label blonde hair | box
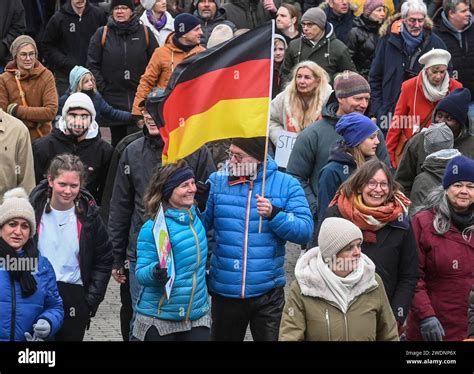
[77,73,97,94]
[286,61,329,131]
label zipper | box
[240,182,253,298]
[344,313,349,341]
[325,309,331,341]
[10,278,16,341]
[156,293,166,315]
[185,210,200,321]
[123,39,131,109]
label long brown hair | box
[45,153,87,215]
[339,159,402,202]
[144,160,189,219]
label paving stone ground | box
[84,243,301,341]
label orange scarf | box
[329,190,411,243]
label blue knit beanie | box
[335,113,379,147]
[442,155,474,189]
[174,13,201,38]
[435,88,471,129]
[69,65,91,92]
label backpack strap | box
[143,25,149,48]
[101,26,108,48]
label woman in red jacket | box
[386,48,462,169]
[407,155,474,341]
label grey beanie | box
[301,7,327,30]
[0,188,36,238]
[318,217,362,262]
[423,122,454,154]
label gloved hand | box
[153,263,170,287]
[420,316,445,341]
[24,332,44,341]
[33,319,51,339]
[7,103,18,117]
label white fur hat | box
[419,49,451,69]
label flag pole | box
[259,20,275,234]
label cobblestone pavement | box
[84,243,302,341]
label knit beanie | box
[423,122,454,154]
[333,71,371,99]
[231,137,266,162]
[301,7,327,30]
[174,13,201,38]
[62,92,96,123]
[140,0,156,10]
[318,217,363,262]
[207,24,234,48]
[418,49,451,69]
[69,65,91,92]
[274,33,288,49]
[9,35,38,59]
[435,88,471,129]
[335,112,379,147]
[0,188,36,238]
[363,0,385,17]
[442,155,474,189]
[110,0,135,10]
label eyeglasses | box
[113,5,130,11]
[226,150,247,162]
[18,52,36,60]
[367,179,389,190]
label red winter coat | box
[407,209,474,341]
[386,73,462,168]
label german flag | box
[147,21,273,164]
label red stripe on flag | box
[163,59,270,133]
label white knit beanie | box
[62,92,96,123]
[0,188,36,238]
[318,217,362,261]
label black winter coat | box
[107,129,215,267]
[41,1,107,81]
[30,180,113,316]
[432,9,474,98]
[86,15,158,124]
[32,127,114,205]
[346,15,381,79]
[318,205,419,324]
[0,0,26,67]
[324,5,355,45]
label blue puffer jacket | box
[135,205,209,321]
[0,253,64,341]
[203,157,313,299]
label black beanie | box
[231,137,266,162]
[435,88,471,129]
[174,13,201,38]
[110,0,135,10]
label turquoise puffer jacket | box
[135,205,209,321]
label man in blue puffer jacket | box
[203,137,313,341]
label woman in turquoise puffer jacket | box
[132,160,210,341]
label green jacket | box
[279,247,399,341]
[281,23,357,82]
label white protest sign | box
[274,130,297,168]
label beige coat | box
[279,247,399,341]
[0,110,35,198]
[0,61,58,142]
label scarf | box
[421,68,449,103]
[0,237,37,297]
[401,23,423,55]
[449,203,473,234]
[109,14,140,36]
[147,10,167,31]
[172,34,195,53]
[329,190,410,243]
[315,251,364,313]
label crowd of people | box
[0,0,473,343]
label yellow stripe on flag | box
[166,98,269,163]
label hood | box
[57,117,99,140]
[61,0,93,16]
[327,141,356,165]
[379,13,434,38]
[5,60,47,80]
[30,179,99,221]
[322,101,340,120]
[69,65,91,92]
[422,148,462,175]
[295,246,378,305]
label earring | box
[289,24,295,33]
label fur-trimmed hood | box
[294,246,379,309]
[379,13,434,37]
